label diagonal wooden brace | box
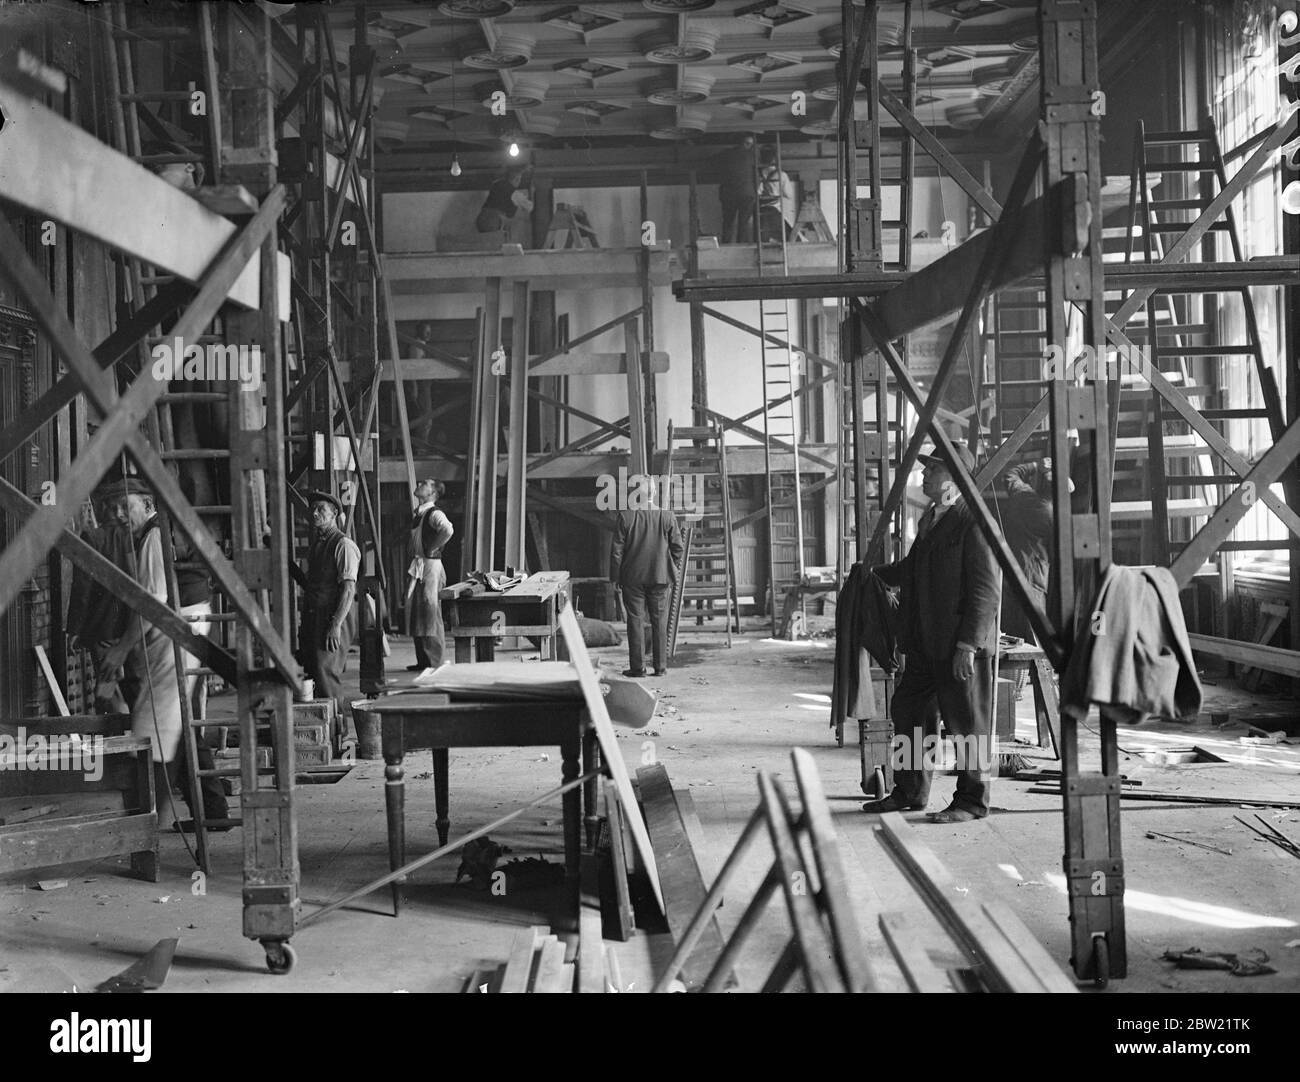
[861,308,1063,664]
[866,132,1042,555]
[1169,417,1300,586]
[0,189,300,687]
[0,280,192,466]
[0,478,236,682]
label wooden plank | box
[979,900,1078,994]
[558,603,663,912]
[532,937,568,993]
[877,80,1001,220]
[603,779,636,942]
[34,646,69,716]
[0,479,237,682]
[1187,634,1300,678]
[0,812,156,875]
[624,320,647,477]
[0,799,59,826]
[1025,785,1300,810]
[1170,417,1300,583]
[577,851,605,994]
[674,788,710,884]
[878,912,955,994]
[383,247,671,287]
[498,925,543,994]
[472,280,503,570]
[504,570,570,600]
[504,281,531,572]
[0,280,191,466]
[637,764,725,989]
[788,747,874,991]
[874,813,1073,993]
[377,353,670,380]
[0,83,261,308]
[756,773,844,993]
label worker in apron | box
[298,490,361,748]
[96,477,228,831]
[405,479,454,671]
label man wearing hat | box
[406,479,453,671]
[864,443,1002,823]
[95,477,230,831]
[298,491,361,739]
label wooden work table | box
[440,571,571,662]
[357,691,598,914]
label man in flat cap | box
[406,479,453,671]
[298,491,361,740]
[864,443,1002,823]
[95,477,229,831]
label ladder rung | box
[1156,345,1256,356]
[1149,199,1209,209]
[160,392,228,402]
[1165,475,1239,486]
[1152,161,1218,171]
[1144,129,1211,144]
[113,26,195,40]
[161,449,232,460]
[1148,221,1230,232]
[119,91,195,102]
[1199,408,1268,419]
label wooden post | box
[504,281,531,571]
[624,320,648,477]
[473,280,503,569]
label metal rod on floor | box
[298,769,602,928]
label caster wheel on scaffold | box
[1091,935,1109,989]
[263,940,296,975]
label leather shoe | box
[926,805,983,823]
[406,664,425,671]
[861,795,926,814]
[653,668,668,677]
[622,668,647,678]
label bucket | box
[350,701,382,760]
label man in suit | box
[610,477,685,678]
[863,444,1002,822]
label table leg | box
[582,728,601,849]
[478,636,496,662]
[382,720,406,916]
[454,636,472,663]
[1030,659,1062,758]
[561,738,581,880]
[433,747,450,847]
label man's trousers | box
[621,582,669,674]
[889,650,995,816]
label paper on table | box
[414,660,657,727]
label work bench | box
[440,571,571,662]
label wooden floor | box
[2,629,1298,994]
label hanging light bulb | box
[450,153,462,177]
[508,141,520,158]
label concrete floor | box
[3,627,1298,994]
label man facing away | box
[863,444,1002,823]
[610,477,684,678]
[298,491,361,747]
[406,478,454,671]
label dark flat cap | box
[304,489,343,514]
[917,443,976,475]
[98,477,153,500]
